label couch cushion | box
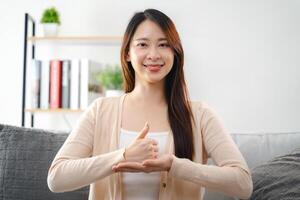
[204,132,300,200]
[0,124,89,200]
[250,147,300,200]
[231,132,300,169]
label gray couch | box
[204,132,300,200]
[0,124,299,200]
[0,124,89,200]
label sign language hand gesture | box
[112,122,174,173]
[122,122,159,162]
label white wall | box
[0,0,299,133]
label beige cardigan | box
[47,94,253,200]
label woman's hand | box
[112,154,174,173]
[124,122,159,162]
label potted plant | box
[40,7,61,36]
[97,64,124,97]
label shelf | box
[27,36,123,44]
[25,108,84,113]
[22,13,116,128]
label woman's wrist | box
[167,154,174,171]
[123,148,127,160]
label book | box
[29,59,41,109]
[62,60,71,108]
[49,60,62,109]
[70,59,80,109]
[40,60,50,109]
[80,59,103,109]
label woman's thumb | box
[136,122,149,139]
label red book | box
[50,60,62,108]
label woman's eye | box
[159,43,170,48]
[137,43,147,47]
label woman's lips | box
[143,64,163,72]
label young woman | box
[48,9,253,200]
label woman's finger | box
[113,163,143,172]
[142,159,161,167]
[135,122,149,140]
[116,164,145,172]
[152,146,159,152]
[114,163,165,173]
[151,139,158,145]
[114,167,142,173]
[116,161,144,169]
[118,165,162,173]
[152,152,158,159]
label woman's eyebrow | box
[157,38,168,41]
[133,37,168,42]
[133,38,149,41]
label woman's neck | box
[128,82,167,107]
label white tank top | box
[119,128,169,200]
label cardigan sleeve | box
[47,98,125,193]
[169,103,253,199]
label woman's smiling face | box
[127,19,174,84]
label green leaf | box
[96,64,123,90]
[40,7,61,24]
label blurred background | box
[0,0,299,133]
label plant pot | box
[105,90,124,97]
[42,23,59,36]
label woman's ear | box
[126,53,131,62]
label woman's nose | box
[146,47,161,61]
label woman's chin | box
[145,76,165,84]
